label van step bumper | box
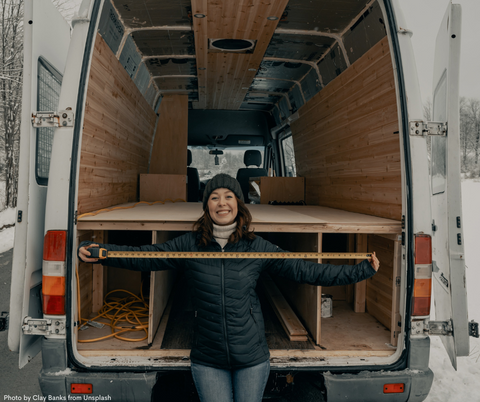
[324,368,433,402]
[39,370,158,402]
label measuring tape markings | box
[89,248,371,260]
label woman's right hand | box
[78,243,100,263]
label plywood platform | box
[77,202,401,233]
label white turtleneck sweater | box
[213,222,237,249]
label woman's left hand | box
[368,252,380,271]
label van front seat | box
[236,150,267,204]
[187,150,200,202]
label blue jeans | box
[191,360,270,402]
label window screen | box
[36,58,62,185]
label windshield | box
[188,146,265,183]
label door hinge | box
[0,312,9,332]
[17,210,22,223]
[469,320,479,338]
[409,121,447,136]
[22,317,66,336]
[412,319,454,336]
[32,110,74,128]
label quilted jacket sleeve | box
[257,237,376,286]
[78,232,194,272]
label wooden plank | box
[354,234,368,313]
[366,235,395,333]
[92,230,105,313]
[266,232,320,343]
[259,177,305,204]
[150,94,188,175]
[261,274,308,341]
[140,174,187,202]
[390,239,402,346]
[148,231,177,344]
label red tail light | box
[412,234,432,317]
[42,230,67,315]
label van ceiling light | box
[209,39,256,53]
[194,14,206,18]
[267,16,278,20]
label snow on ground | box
[0,180,479,400]
[0,207,15,254]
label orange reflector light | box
[412,278,432,316]
[71,383,93,394]
[384,383,405,394]
[43,230,67,261]
[413,278,432,297]
[42,276,66,296]
[42,295,65,315]
[415,234,432,264]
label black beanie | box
[203,173,244,209]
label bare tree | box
[0,0,23,208]
[466,98,480,175]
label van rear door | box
[430,3,469,369]
[8,0,70,368]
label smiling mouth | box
[217,210,230,215]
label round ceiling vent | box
[209,39,256,53]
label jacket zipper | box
[221,249,231,367]
[222,259,230,367]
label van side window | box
[280,135,297,177]
[36,57,63,185]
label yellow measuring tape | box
[90,248,371,260]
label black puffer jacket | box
[79,233,376,369]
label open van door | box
[430,3,469,370]
[8,0,70,368]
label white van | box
[4,0,478,400]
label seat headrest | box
[244,150,262,167]
[187,149,192,166]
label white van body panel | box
[8,0,70,368]
[430,4,467,369]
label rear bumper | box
[324,368,434,402]
[39,370,158,402]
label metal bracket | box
[22,317,66,336]
[469,321,479,338]
[424,320,453,336]
[0,312,9,332]
[32,110,74,128]
[411,320,454,336]
[409,121,447,137]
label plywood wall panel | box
[149,94,188,175]
[79,34,156,214]
[290,37,401,220]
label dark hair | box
[194,196,256,247]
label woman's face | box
[207,188,238,226]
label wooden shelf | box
[77,202,401,234]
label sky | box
[400,0,480,102]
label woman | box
[79,173,379,402]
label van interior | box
[73,0,404,368]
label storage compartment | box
[76,205,401,365]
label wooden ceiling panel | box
[191,0,290,110]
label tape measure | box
[89,248,371,260]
